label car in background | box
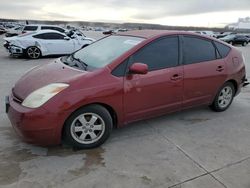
[244,34,250,42]
[115,28,128,32]
[216,32,236,39]
[0,26,7,35]
[195,31,216,37]
[103,30,115,35]
[66,29,94,42]
[220,34,248,46]
[6,30,248,149]
[3,30,94,59]
[22,24,67,34]
[5,26,24,37]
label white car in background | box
[194,31,216,37]
[5,26,24,37]
[4,30,95,59]
[22,24,67,34]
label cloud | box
[0,0,250,23]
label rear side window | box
[41,26,65,33]
[214,41,231,58]
[23,26,38,31]
[33,33,65,40]
[129,36,179,71]
[183,36,216,65]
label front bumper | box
[8,45,24,55]
[4,42,24,55]
[5,94,65,146]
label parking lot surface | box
[0,32,250,188]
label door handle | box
[171,74,182,81]
[216,66,224,72]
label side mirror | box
[64,36,70,40]
[129,63,148,75]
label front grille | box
[12,88,23,103]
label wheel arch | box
[211,79,238,105]
[226,79,238,96]
[26,45,43,57]
[61,102,118,141]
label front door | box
[123,36,183,123]
[37,32,74,55]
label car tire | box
[26,46,41,59]
[242,42,247,46]
[63,105,113,149]
[210,82,235,112]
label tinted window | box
[41,26,65,33]
[183,36,216,64]
[33,33,65,40]
[112,59,129,77]
[54,27,65,33]
[129,36,179,71]
[41,26,52,30]
[23,26,38,31]
[214,41,231,58]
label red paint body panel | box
[124,66,183,123]
[7,30,247,146]
[183,59,227,108]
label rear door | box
[123,36,183,123]
[181,35,227,108]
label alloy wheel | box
[218,86,233,109]
[27,47,41,59]
[70,113,105,144]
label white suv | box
[22,25,66,34]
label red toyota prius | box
[6,30,249,149]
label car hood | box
[13,59,86,100]
[4,36,25,47]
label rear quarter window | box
[214,41,231,58]
[41,26,65,33]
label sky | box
[0,0,250,27]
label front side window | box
[128,36,179,71]
[183,36,217,65]
[73,36,145,68]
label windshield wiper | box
[70,54,88,71]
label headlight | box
[22,83,69,108]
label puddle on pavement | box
[0,126,106,185]
[67,147,106,175]
[47,145,106,173]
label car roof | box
[116,30,213,39]
[32,29,66,35]
[24,24,64,28]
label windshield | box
[73,35,145,68]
